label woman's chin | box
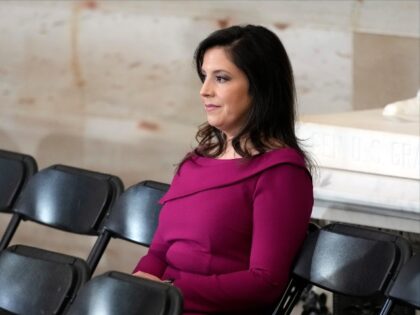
[206,119,222,129]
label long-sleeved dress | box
[133,147,314,315]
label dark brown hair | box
[181,25,313,172]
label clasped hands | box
[132,271,162,282]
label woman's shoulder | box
[181,147,303,167]
[161,147,308,204]
[179,147,307,177]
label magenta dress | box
[133,148,313,315]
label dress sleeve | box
[132,222,169,278]
[172,164,314,313]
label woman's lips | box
[205,104,221,112]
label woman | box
[133,24,314,315]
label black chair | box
[64,180,179,314]
[0,245,89,315]
[272,223,412,315]
[65,271,182,315]
[0,308,16,315]
[0,164,123,251]
[0,164,123,314]
[379,254,420,314]
[270,222,320,315]
[0,149,37,218]
[87,180,169,273]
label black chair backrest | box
[293,223,411,296]
[65,271,182,315]
[14,164,123,233]
[0,164,123,313]
[0,149,37,213]
[273,223,412,315]
[104,180,169,245]
[379,254,420,313]
[0,164,123,251]
[388,254,420,308]
[0,244,89,315]
[87,180,168,272]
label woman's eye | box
[216,76,229,83]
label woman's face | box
[200,46,252,139]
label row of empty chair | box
[0,149,181,314]
[0,148,419,315]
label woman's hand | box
[132,271,162,282]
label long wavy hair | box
[181,25,313,172]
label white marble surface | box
[298,109,420,179]
[300,108,419,135]
[315,167,420,213]
[300,108,420,233]
[312,201,420,234]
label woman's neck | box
[217,145,240,160]
[216,136,285,160]
[217,137,256,160]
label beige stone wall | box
[0,0,418,275]
[353,32,419,110]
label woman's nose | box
[200,79,214,97]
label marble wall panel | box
[0,1,360,186]
[2,1,417,127]
[354,0,419,37]
[280,27,352,114]
[0,107,195,185]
